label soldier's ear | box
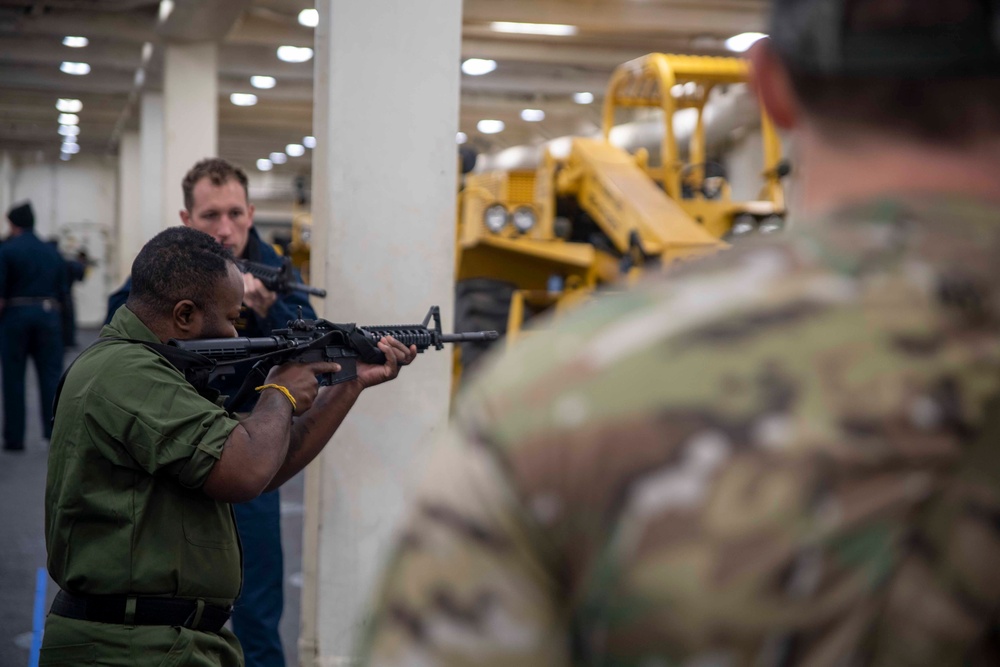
[749,39,799,130]
[173,299,201,333]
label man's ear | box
[247,202,256,225]
[172,299,201,334]
[749,39,800,130]
[179,209,192,227]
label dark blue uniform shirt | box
[0,231,69,301]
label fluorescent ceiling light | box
[257,158,273,172]
[60,62,91,75]
[134,69,146,87]
[158,0,174,22]
[477,119,505,134]
[60,153,71,161]
[251,75,276,89]
[269,152,288,165]
[58,113,79,125]
[456,131,467,144]
[63,36,88,48]
[61,134,78,145]
[58,125,80,136]
[490,21,577,36]
[277,46,313,63]
[725,32,767,53]
[573,91,594,104]
[61,143,80,154]
[56,98,82,113]
[462,58,497,76]
[298,8,318,27]
[230,93,258,107]
[521,109,545,122]
[303,136,316,148]
[286,143,305,157]
[142,42,154,63]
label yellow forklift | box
[454,53,789,374]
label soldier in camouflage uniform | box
[361,0,1000,665]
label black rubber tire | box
[454,279,515,375]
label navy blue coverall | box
[0,229,69,450]
[105,227,315,667]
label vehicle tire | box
[454,279,515,376]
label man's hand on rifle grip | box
[356,336,417,390]
[265,361,341,415]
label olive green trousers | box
[40,613,243,666]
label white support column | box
[139,92,165,243]
[0,151,14,216]
[163,41,217,228]
[116,130,141,283]
[302,0,463,664]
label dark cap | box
[6,201,34,229]
[770,0,1000,76]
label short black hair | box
[128,227,236,317]
[775,0,1000,145]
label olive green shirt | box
[46,307,243,607]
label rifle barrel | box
[440,331,499,343]
[360,328,499,348]
[293,283,328,298]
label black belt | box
[50,590,232,633]
[6,297,60,310]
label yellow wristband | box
[255,384,297,411]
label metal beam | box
[157,0,252,43]
[0,35,144,71]
[462,0,767,37]
[2,9,156,43]
[462,37,654,69]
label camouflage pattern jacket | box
[361,196,1000,667]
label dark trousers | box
[0,305,64,449]
[232,488,285,667]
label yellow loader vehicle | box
[454,53,789,373]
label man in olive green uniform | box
[361,1,1000,665]
[42,227,415,666]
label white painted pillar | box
[140,92,165,244]
[301,0,463,664]
[163,42,217,228]
[0,151,14,217]
[116,130,142,282]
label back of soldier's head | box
[128,226,235,319]
[769,0,1000,145]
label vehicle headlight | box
[758,215,785,234]
[511,206,537,233]
[483,204,508,233]
[729,214,757,238]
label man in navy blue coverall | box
[0,202,69,452]
[106,158,314,666]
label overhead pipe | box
[476,84,761,172]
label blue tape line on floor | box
[29,567,46,667]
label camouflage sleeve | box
[358,420,572,667]
[362,203,1000,665]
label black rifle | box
[239,258,327,298]
[170,306,498,411]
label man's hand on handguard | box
[264,361,341,415]
[356,336,417,389]
[242,274,278,318]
